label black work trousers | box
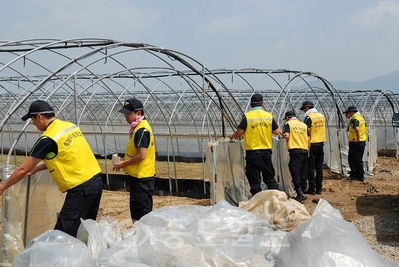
[348,141,366,180]
[54,174,103,237]
[308,144,324,191]
[129,176,155,221]
[245,151,279,196]
[288,152,308,190]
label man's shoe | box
[295,188,308,202]
[304,189,316,195]
[295,194,308,202]
[348,176,362,181]
[316,189,322,195]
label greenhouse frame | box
[1,38,399,264]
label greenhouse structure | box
[1,38,399,264]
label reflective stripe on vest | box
[123,120,156,178]
[286,120,308,150]
[43,119,101,192]
[243,109,273,150]
[348,114,367,142]
[307,112,326,143]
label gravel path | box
[353,214,399,264]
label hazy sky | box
[1,0,398,82]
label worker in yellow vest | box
[0,100,103,237]
[343,106,367,181]
[282,110,310,202]
[113,98,156,222]
[300,101,326,195]
[230,93,281,196]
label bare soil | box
[304,157,399,222]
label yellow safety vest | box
[43,119,101,192]
[348,113,367,142]
[286,120,308,150]
[243,108,273,150]
[307,112,326,143]
[123,120,156,178]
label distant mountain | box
[330,70,399,92]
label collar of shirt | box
[303,107,318,120]
[250,106,263,111]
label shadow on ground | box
[356,194,399,246]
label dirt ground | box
[305,157,399,221]
[97,156,399,234]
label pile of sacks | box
[12,190,398,267]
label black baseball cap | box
[250,93,263,106]
[284,110,296,120]
[343,106,358,114]
[118,98,144,114]
[299,101,314,111]
[22,100,55,121]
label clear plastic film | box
[1,168,64,266]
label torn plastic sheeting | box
[277,199,398,267]
[12,230,94,267]
[98,200,283,267]
[10,199,399,267]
